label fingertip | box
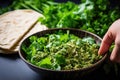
[98,48,102,55]
[110,45,120,63]
[98,43,107,55]
[98,49,105,55]
[110,54,120,63]
[110,54,114,62]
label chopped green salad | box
[22,30,102,70]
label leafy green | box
[1,0,120,37]
[0,0,53,14]
[39,0,120,37]
[37,57,53,69]
[82,37,95,44]
[22,30,102,70]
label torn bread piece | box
[0,9,47,54]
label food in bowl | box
[21,29,102,70]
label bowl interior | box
[19,28,107,73]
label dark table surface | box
[0,53,120,80]
[0,54,42,80]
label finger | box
[98,41,110,55]
[110,44,120,63]
[98,31,114,55]
[110,35,120,63]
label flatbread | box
[0,9,47,54]
[24,22,47,39]
[0,22,47,54]
[16,22,47,52]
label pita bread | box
[0,9,47,54]
[0,22,47,54]
[15,22,47,52]
[24,22,47,39]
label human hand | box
[98,19,120,63]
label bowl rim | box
[19,28,108,72]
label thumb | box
[98,31,114,55]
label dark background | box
[0,0,120,80]
[0,0,120,8]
